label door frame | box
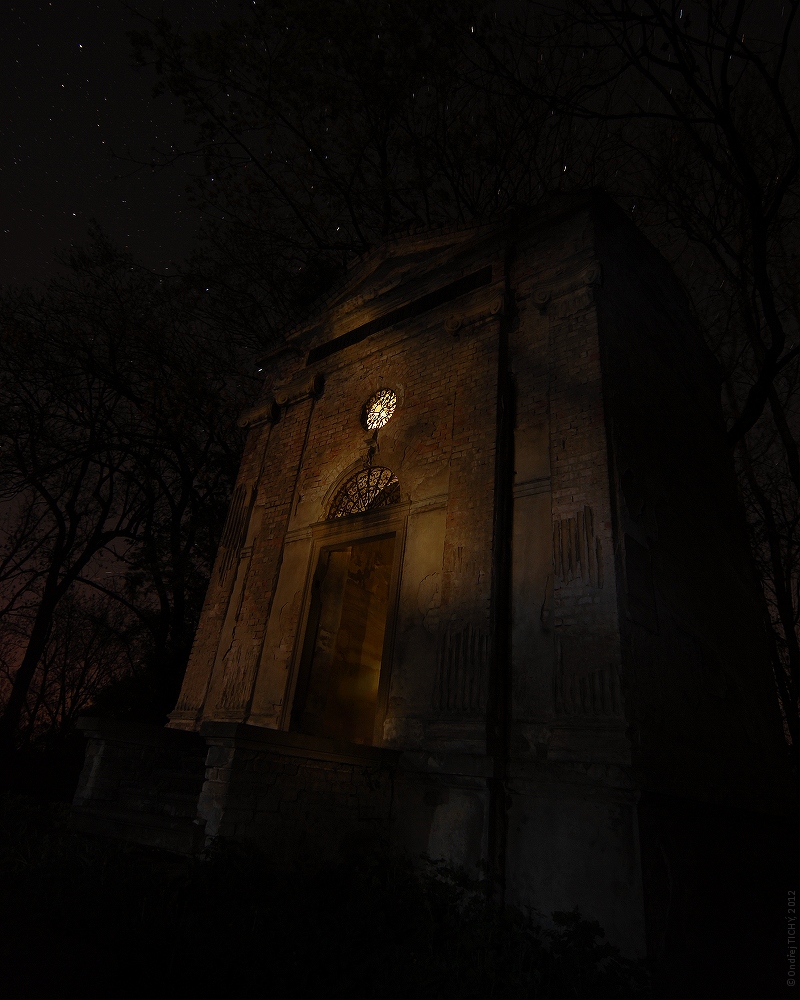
[279,500,409,745]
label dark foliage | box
[0,796,649,999]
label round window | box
[363,388,397,430]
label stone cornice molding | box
[273,371,325,407]
[513,476,551,499]
[200,721,401,767]
[523,261,604,317]
[238,372,325,428]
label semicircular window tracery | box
[328,466,400,519]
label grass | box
[0,794,650,999]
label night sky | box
[1,2,237,289]
[5,2,786,292]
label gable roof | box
[282,217,500,344]
[279,191,603,348]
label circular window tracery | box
[363,388,397,431]
[328,466,401,519]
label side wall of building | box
[503,206,645,956]
[592,196,793,811]
[592,196,797,975]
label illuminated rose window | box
[328,467,401,519]
[363,388,397,431]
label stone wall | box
[198,723,399,866]
[70,718,207,854]
[71,718,493,879]
[592,196,795,812]
[508,207,628,767]
[502,206,646,958]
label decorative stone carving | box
[584,264,603,286]
[238,373,324,427]
[328,466,400,519]
[533,289,551,311]
[432,624,489,713]
[237,400,281,428]
[220,643,260,711]
[217,484,256,585]
[273,371,325,407]
[554,644,623,717]
[553,506,603,588]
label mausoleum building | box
[72,193,795,958]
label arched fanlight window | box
[328,466,400,519]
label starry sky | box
[4,2,788,291]
[1,2,237,288]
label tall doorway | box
[291,534,396,745]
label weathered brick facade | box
[72,193,795,960]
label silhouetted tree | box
[0,235,248,754]
[129,0,607,337]
[7,592,143,743]
[0,312,149,755]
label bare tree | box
[8,591,143,743]
[0,320,147,754]
[0,236,246,753]
[128,0,609,337]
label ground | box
[0,794,649,999]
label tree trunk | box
[0,585,60,782]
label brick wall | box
[174,228,510,750]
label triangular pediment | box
[286,220,497,344]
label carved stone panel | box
[553,505,603,588]
[220,643,260,711]
[217,483,256,586]
[554,634,623,717]
[432,624,490,714]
